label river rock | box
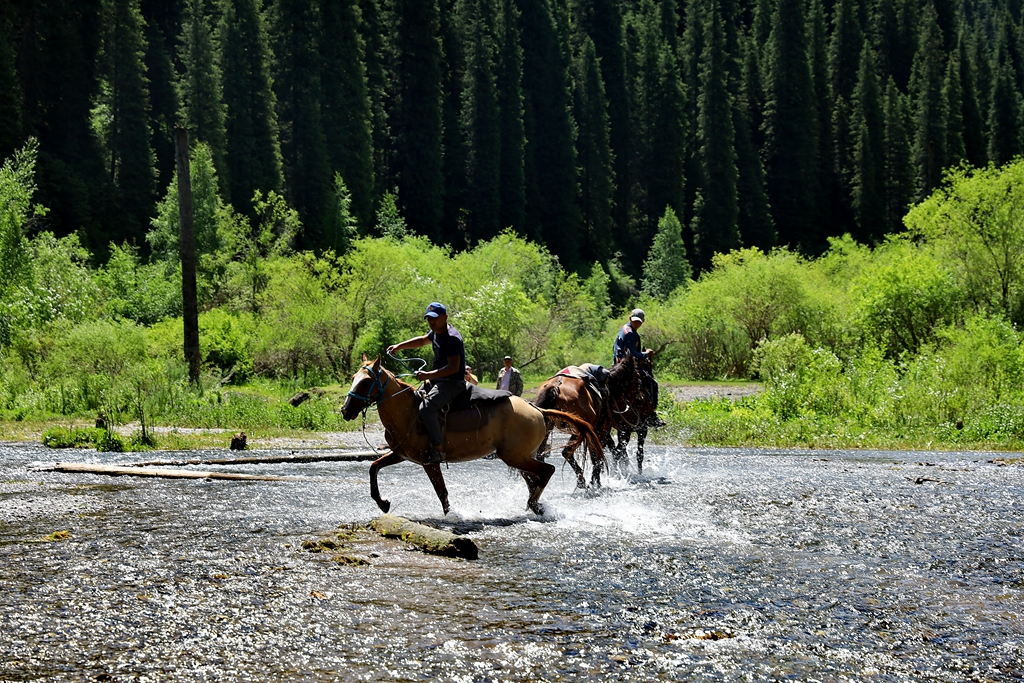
[370,514,478,560]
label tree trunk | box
[175,126,201,383]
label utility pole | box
[175,126,201,383]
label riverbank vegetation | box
[4,138,1024,451]
[4,0,1024,451]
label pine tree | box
[944,48,965,165]
[679,0,704,234]
[692,0,738,271]
[735,33,775,250]
[177,0,228,192]
[220,0,284,214]
[957,31,986,168]
[440,0,468,246]
[883,77,914,234]
[0,0,21,160]
[139,0,181,189]
[761,0,819,252]
[570,0,630,253]
[851,43,886,243]
[496,0,526,233]
[642,206,691,300]
[96,0,157,244]
[647,19,686,246]
[270,0,332,251]
[573,35,614,264]
[988,56,1023,166]
[517,0,582,269]
[909,1,946,200]
[826,0,861,236]
[891,0,918,91]
[393,0,445,241]
[461,0,502,242]
[808,0,837,236]
[320,0,375,233]
[358,0,394,197]
[15,0,109,251]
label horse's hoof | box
[528,501,546,516]
[377,500,391,513]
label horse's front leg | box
[615,429,632,464]
[423,463,451,515]
[636,426,647,474]
[369,453,404,513]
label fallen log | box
[126,450,386,468]
[36,462,305,482]
[370,513,478,560]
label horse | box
[610,354,656,476]
[534,354,651,487]
[341,355,604,516]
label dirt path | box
[668,383,762,403]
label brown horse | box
[341,355,604,516]
[534,354,650,487]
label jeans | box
[419,379,468,449]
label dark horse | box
[534,354,653,487]
[341,355,604,515]
[612,354,656,475]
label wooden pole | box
[175,126,201,384]
[127,450,385,468]
[39,463,304,482]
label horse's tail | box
[535,381,560,410]
[539,408,606,474]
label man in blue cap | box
[387,302,467,463]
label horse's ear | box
[361,353,369,362]
[372,355,381,371]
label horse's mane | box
[605,355,638,393]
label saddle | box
[555,364,608,408]
[416,382,512,433]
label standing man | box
[612,308,664,427]
[387,302,466,463]
[496,355,523,396]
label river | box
[1,441,1022,681]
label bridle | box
[346,364,391,407]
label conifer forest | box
[4,0,1020,276]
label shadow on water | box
[1,441,1022,681]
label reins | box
[346,354,427,454]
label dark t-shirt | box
[613,323,644,364]
[427,324,466,383]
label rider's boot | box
[424,446,446,464]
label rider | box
[612,308,665,428]
[386,302,467,463]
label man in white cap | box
[613,308,664,427]
[495,355,523,396]
[386,302,466,463]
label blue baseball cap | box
[424,302,447,318]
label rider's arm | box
[386,334,430,355]
[417,355,461,381]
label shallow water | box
[1,442,1022,681]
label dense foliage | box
[4,0,1024,287]
[4,0,1024,447]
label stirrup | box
[425,448,445,464]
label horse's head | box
[608,354,653,418]
[341,354,391,420]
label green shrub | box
[94,429,125,452]
[41,426,104,448]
